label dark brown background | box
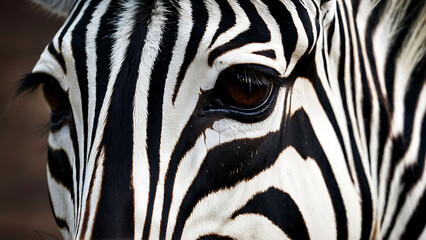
[0,1,64,239]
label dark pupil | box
[43,82,69,112]
[226,78,269,109]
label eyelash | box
[18,73,72,131]
[229,64,285,86]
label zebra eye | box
[43,81,70,112]
[215,66,273,110]
[204,65,277,121]
[42,80,71,127]
[225,74,272,109]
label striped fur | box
[21,0,425,239]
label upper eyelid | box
[220,64,285,86]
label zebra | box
[18,0,425,239]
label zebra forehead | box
[40,0,321,84]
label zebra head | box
[21,0,426,239]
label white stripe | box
[150,0,195,239]
[291,77,363,239]
[209,0,250,50]
[75,0,111,239]
[131,1,168,239]
[47,126,76,239]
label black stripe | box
[252,49,276,59]
[340,3,358,124]
[232,187,309,240]
[47,147,74,201]
[400,184,426,239]
[70,0,101,214]
[287,109,349,240]
[291,0,315,52]
[298,30,353,187]
[48,43,67,74]
[327,18,336,54]
[58,0,86,49]
[381,135,407,226]
[311,67,354,186]
[92,1,155,237]
[69,113,80,208]
[352,0,360,16]
[55,216,70,232]
[89,0,119,154]
[321,36,332,86]
[335,3,347,123]
[262,1,297,67]
[143,2,179,239]
[197,234,234,240]
[208,1,271,66]
[208,0,235,49]
[402,64,425,153]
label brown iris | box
[226,78,271,109]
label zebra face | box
[22,0,376,239]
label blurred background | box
[0,1,64,239]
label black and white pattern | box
[20,0,425,239]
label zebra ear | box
[32,0,76,17]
